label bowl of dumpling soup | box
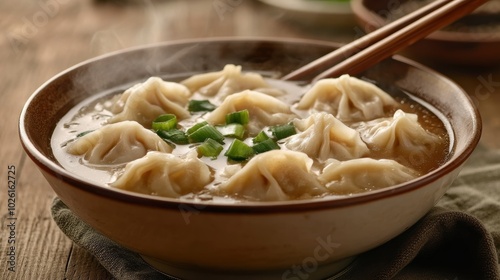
[19,38,481,279]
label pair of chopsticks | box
[282,0,488,82]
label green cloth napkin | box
[51,145,500,280]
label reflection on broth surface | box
[51,65,451,202]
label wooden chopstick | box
[282,0,450,81]
[282,0,488,82]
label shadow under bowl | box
[19,37,481,279]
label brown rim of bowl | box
[351,0,500,43]
[19,37,482,214]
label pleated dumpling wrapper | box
[217,150,327,201]
[181,64,283,101]
[110,151,212,198]
[297,75,398,122]
[284,112,369,162]
[108,77,191,128]
[67,121,172,165]
[319,158,419,195]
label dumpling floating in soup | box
[319,158,419,195]
[108,76,191,128]
[67,121,173,165]
[205,90,297,135]
[110,151,212,198]
[181,64,283,101]
[217,150,327,201]
[354,109,447,171]
[284,112,369,162]
[296,74,399,122]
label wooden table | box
[1,1,499,279]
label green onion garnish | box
[188,124,225,144]
[271,122,296,140]
[225,109,250,125]
[188,100,217,112]
[252,131,270,143]
[224,139,254,161]
[197,138,224,159]
[217,123,245,139]
[157,129,189,145]
[76,130,94,138]
[252,138,280,154]
[152,114,177,131]
[186,121,208,135]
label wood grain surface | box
[1,0,499,279]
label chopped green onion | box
[197,138,224,159]
[252,131,270,143]
[188,100,217,112]
[216,123,245,139]
[157,129,189,145]
[152,114,177,131]
[188,124,225,144]
[252,138,280,154]
[186,121,208,135]
[224,139,255,161]
[271,122,296,140]
[76,130,94,138]
[225,109,250,125]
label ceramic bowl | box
[351,0,500,67]
[19,38,481,280]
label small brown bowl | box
[351,0,500,67]
[19,38,481,279]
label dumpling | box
[205,90,297,135]
[181,64,283,101]
[284,112,369,162]
[319,158,419,195]
[110,151,212,198]
[67,121,172,165]
[354,109,444,167]
[108,77,191,128]
[217,150,327,201]
[296,75,398,122]
[356,109,442,149]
